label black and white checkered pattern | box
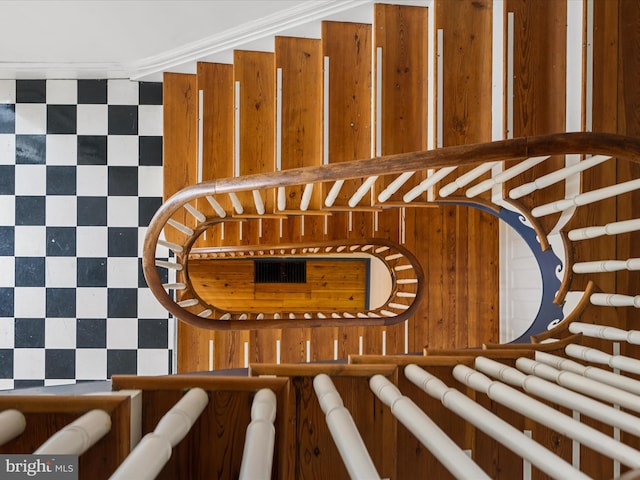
[0,79,173,390]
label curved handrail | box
[144,133,640,331]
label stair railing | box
[144,132,640,331]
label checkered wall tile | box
[0,79,173,390]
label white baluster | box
[405,365,588,479]
[370,375,490,480]
[166,219,194,236]
[466,156,549,197]
[517,357,640,418]
[184,203,206,222]
[252,190,265,215]
[155,260,183,271]
[590,293,640,308]
[566,344,640,375]
[397,278,418,284]
[385,253,403,261]
[109,434,172,480]
[198,309,212,318]
[220,313,231,320]
[229,192,244,214]
[348,176,378,207]
[0,409,26,446]
[239,389,277,480]
[438,162,499,197]
[458,361,640,469]
[396,292,416,298]
[154,388,209,446]
[157,239,183,254]
[532,178,640,217]
[277,186,286,211]
[388,303,409,310]
[568,322,640,344]
[313,374,381,480]
[394,264,413,271]
[325,180,345,207]
[36,409,111,455]
[403,167,457,202]
[568,218,640,241]
[300,183,314,211]
[378,171,415,202]
[206,195,227,218]
[375,246,390,253]
[177,299,198,308]
[509,155,610,199]
[573,257,640,273]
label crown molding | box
[0,61,128,80]
[126,0,374,80]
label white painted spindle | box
[313,374,381,480]
[466,156,549,197]
[36,409,111,455]
[206,195,227,218]
[438,162,499,197]
[0,409,26,446]
[155,260,183,271]
[239,389,277,480]
[166,219,194,236]
[370,375,490,480]
[378,172,415,202]
[184,203,206,222]
[591,293,640,308]
[300,183,314,211]
[252,190,265,215]
[568,218,640,241]
[109,433,172,480]
[157,239,183,253]
[229,192,244,214]
[573,257,640,274]
[349,176,378,207]
[568,322,640,344]
[403,167,457,202]
[566,344,640,375]
[325,180,345,207]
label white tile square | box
[137,349,169,376]
[138,105,163,136]
[76,287,108,318]
[107,135,138,166]
[138,288,169,319]
[107,196,138,227]
[107,257,138,288]
[45,317,76,348]
[13,348,45,379]
[46,196,77,227]
[15,104,47,134]
[107,80,138,105]
[0,318,14,348]
[45,257,76,288]
[76,165,108,196]
[138,166,163,197]
[106,318,138,349]
[0,196,15,226]
[13,287,46,317]
[0,80,16,103]
[0,134,15,165]
[14,226,46,256]
[46,135,77,165]
[77,104,108,135]
[0,379,14,391]
[76,349,107,380]
[0,257,15,287]
[76,226,108,257]
[46,80,77,104]
[14,164,46,195]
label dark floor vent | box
[254,259,307,283]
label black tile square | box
[76,318,106,348]
[77,135,107,165]
[138,258,168,288]
[108,166,138,196]
[138,319,168,348]
[46,227,76,256]
[16,80,46,103]
[45,349,76,379]
[78,79,107,104]
[108,227,138,257]
[138,197,161,227]
[139,82,163,105]
[15,257,45,287]
[77,257,107,287]
[107,349,137,377]
[107,288,137,318]
[16,135,46,164]
[15,196,46,226]
[139,136,162,166]
[0,165,14,194]
[46,288,76,317]
[46,166,76,195]
[47,105,77,134]
[108,105,138,135]
[77,196,107,226]
[0,350,12,378]
[0,288,14,317]
[15,318,45,348]
[0,104,15,133]
[0,226,14,256]
[13,380,44,389]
